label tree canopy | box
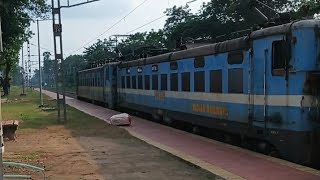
[0,0,49,95]
[79,0,320,66]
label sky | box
[21,0,211,74]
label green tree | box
[80,0,318,66]
[83,39,117,66]
[116,30,167,59]
[11,65,23,86]
[292,0,320,19]
[43,52,55,88]
[64,55,86,90]
[0,0,49,95]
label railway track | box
[43,88,76,98]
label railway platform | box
[41,90,320,180]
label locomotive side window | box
[272,40,286,75]
[194,56,205,68]
[97,73,99,87]
[132,76,137,89]
[144,75,150,90]
[91,75,94,86]
[93,73,95,87]
[194,71,205,92]
[138,75,143,89]
[171,73,178,91]
[170,62,178,70]
[106,70,110,81]
[152,75,158,90]
[121,76,125,88]
[161,74,167,91]
[126,76,131,89]
[228,68,243,93]
[210,70,222,93]
[228,51,243,64]
[182,72,190,92]
[97,73,99,86]
[101,71,104,86]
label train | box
[77,19,320,167]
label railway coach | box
[78,19,320,167]
[77,62,118,109]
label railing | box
[3,161,45,179]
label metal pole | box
[21,46,25,95]
[52,0,62,123]
[51,0,100,123]
[58,0,67,122]
[51,0,66,122]
[0,15,4,180]
[0,16,2,52]
[27,41,31,88]
[37,20,43,106]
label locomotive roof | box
[79,61,119,73]
[76,19,318,70]
[119,36,249,68]
[119,19,320,68]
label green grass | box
[2,86,130,138]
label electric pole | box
[21,45,26,96]
[37,20,43,107]
[51,0,100,123]
[27,41,31,88]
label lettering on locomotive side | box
[192,103,228,117]
[154,91,166,100]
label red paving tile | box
[42,90,320,180]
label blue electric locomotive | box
[77,19,320,167]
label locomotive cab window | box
[272,40,286,76]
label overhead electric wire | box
[68,0,150,55]
[126,14,166,34]
[29,43,53,53]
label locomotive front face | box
[264,20,320,166]
[297,21,320,123]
